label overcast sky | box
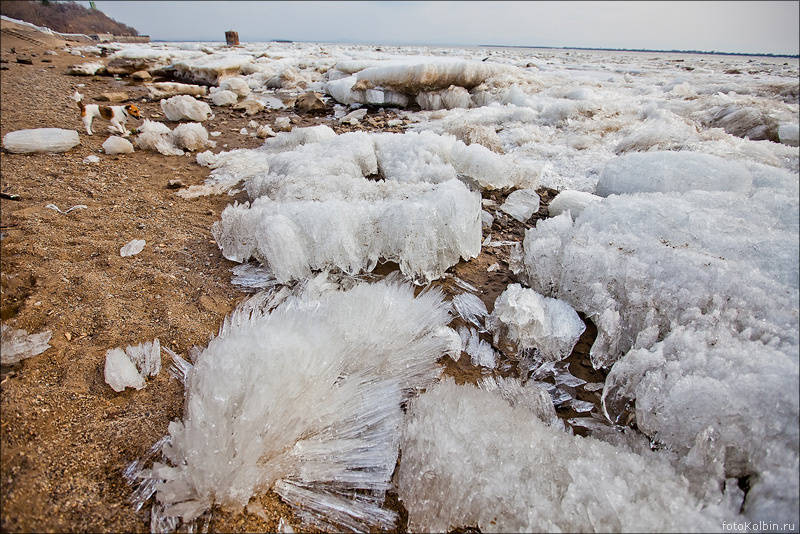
[84,1,799,55]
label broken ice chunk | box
[2,128,80,154]
[499,189,540,222]
[487,263,499,272]
[230,263,278,290]
[488,284,585,361]
[451,293,488,330]
[458,326,496,369]
[0,324,52,364]
[104,348,146,392]
[568,398,595,413]
[481,209,494,228]
[104,338,162,392]
[547,190,601,219]
[584,381,605,392]
[125,338,161,377]
[554,370,586,388]
[120,239,146,257]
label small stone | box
[16,56,33,65]
[96,92,130,103]
[294,91,326,113]
[232,99,265,115]
[131,70,151,81]
[167,179,184,189]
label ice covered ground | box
[83,39,798,531]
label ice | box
[450,293,488,330]
[230,263,279,291]
[353,57,510,93]
[172,53,254,85]
[146,82,208,100]
[519,187,798,521]
[339,108,367,125]
[210,90,238,106]
[274,117,291,131]
[499,188,540,222]
[488,284,585,361]
[2,128,80,154]
[701,104,779,142]
[595,151,753,196]
[547,189,601,219]
[256,125,276,138]
[171,123,215,152]
[603,324,799,525]
[102,135,134,155]
[212,179,481,284]
[0,324,52,365]
[120,239,146,257]
[103,338,162,392]
[131,277,455,531]
[160,95,213,122]
[521,190,798,367]
[396,379,734,533]
[779,123,799,147]
[104,348,145,392]
[478,375,559,426]
[373,131,541,190]
[106,47,198,75]
[416,85,471,111]
[83,154,100,164]
[481,209,494,228]
[67,61,104,75]
[125,338,162,378]
[135,120,184,156]
[458,326,496,368]
[217,76,251,97]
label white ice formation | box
[67,61,104,75]
[102,135,134,155]
[160,95,213,122]
[488,283,585,362]
[146,82,208,100]
[210,89,238,106]
[499,188,540,222]
[104,338,161,392]
[212,179,480,284]
[0,324,52,365]
[396,378,735,533]
[595,151,753,196]
[2,128,80,153]
[520,182,799,522]
[129,277,455,531]
[547,189,601,219]
[171,123,216,152]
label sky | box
[82,1,799,55]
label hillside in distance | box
[0,0,138,35]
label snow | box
[0,325,52,365]
[160,95,213,122]
[130,277,455,531]
[67,62,104,76]
[2,128,79,154]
